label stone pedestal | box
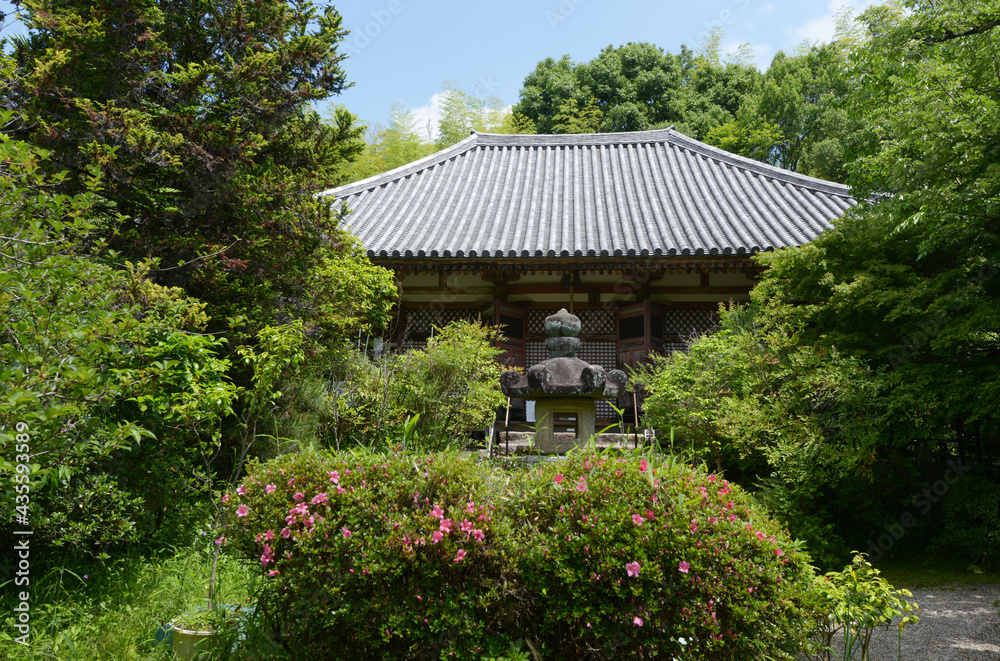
[533,397,596,454]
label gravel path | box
[856,583,1000,660]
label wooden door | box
[491,302,527,370]
[616,301,665,370]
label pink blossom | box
[473,529,485,542]
[236,485,247,495]
[268,569,280,577]
[554,474,565,484]
[265,484,276,494]
[454,549,467,563]
[626,561,640,577]
[430,505,444,519]
[633,616,644,627]
[221,494,230,503]
[431,530,444,544]
[328,470,340,483]
[576,479,588,493]
[264,530,274,541]
[439,518,453,534]
[341,527,352,539]
[756,531,766,540]
[632,514,644,526]
[236,504,250,518]
[460,520,474,534]
[466,501,476,514]
[679,560,690,574]
[280,527,292,539]
[293,491,305,502]
[639,458,648,473]
[311,492,329,505]
[775,548,784,556]
[215,536,226,546]
[260,544,274,566]
[708,474,717,483]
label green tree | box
[0,122,238,554]
[5,0,372,335]
[635,305,879,566]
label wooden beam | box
[397,284,753,296]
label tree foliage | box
[5,0,381,335]
[0,124,237,553]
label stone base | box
[533,397,596,454]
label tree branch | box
[921,18,1000,44]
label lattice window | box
[403,308,484,337]
[528,308,615,337]
[663,309,718,338]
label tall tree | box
[5,0,382,335]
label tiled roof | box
[319,128,855,260]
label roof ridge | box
[319,132,482,198]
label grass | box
[876,554,1000,588]
[0,530,267,661]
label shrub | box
[224,448,824,660]
[221,448,517,659]
[510,451,822,659]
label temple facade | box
[320,128,856,424]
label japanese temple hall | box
[320,128,856,424]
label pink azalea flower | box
[268,569,280,577]
[639,459,648,473]
[553,474,565,484]
[215,536,226,546]
[311,492,329,505]
[460,520,474,534]
[775,548,784,556]
[679,560,690,574]
[431,530,444,544]
[328,470,340,483]
[756,531,766,540]
[708,474,717,483]
[293,492,305,502]
[466,501,476,514]
[472,529,485,542]
[280,527,292,539]
[236,504,250,518]
[626,561,640,577]
[632,514,644,526]
[430,505,444,519]
[236,485,247,495]
[341,527,352,539]
[264,530,274,541]
[454,549,467,563]
[633,616,644,627]
[576,479,588,493]
[439,518,453,534]
[221,494,230,503]
[265,483,276,494]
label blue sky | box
[1,0,868,136]
[333,0,869,136]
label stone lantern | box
[500,309,627,454]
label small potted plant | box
[170,540,241,658]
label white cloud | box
[759,3,776,14]
[411,92,444,142]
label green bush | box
[223,449,824,659]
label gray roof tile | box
[319,128,856,260]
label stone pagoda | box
[500,308,627,454]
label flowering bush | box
[221,448,517,659]
[223,449,824,659]
[511,452,823,659]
